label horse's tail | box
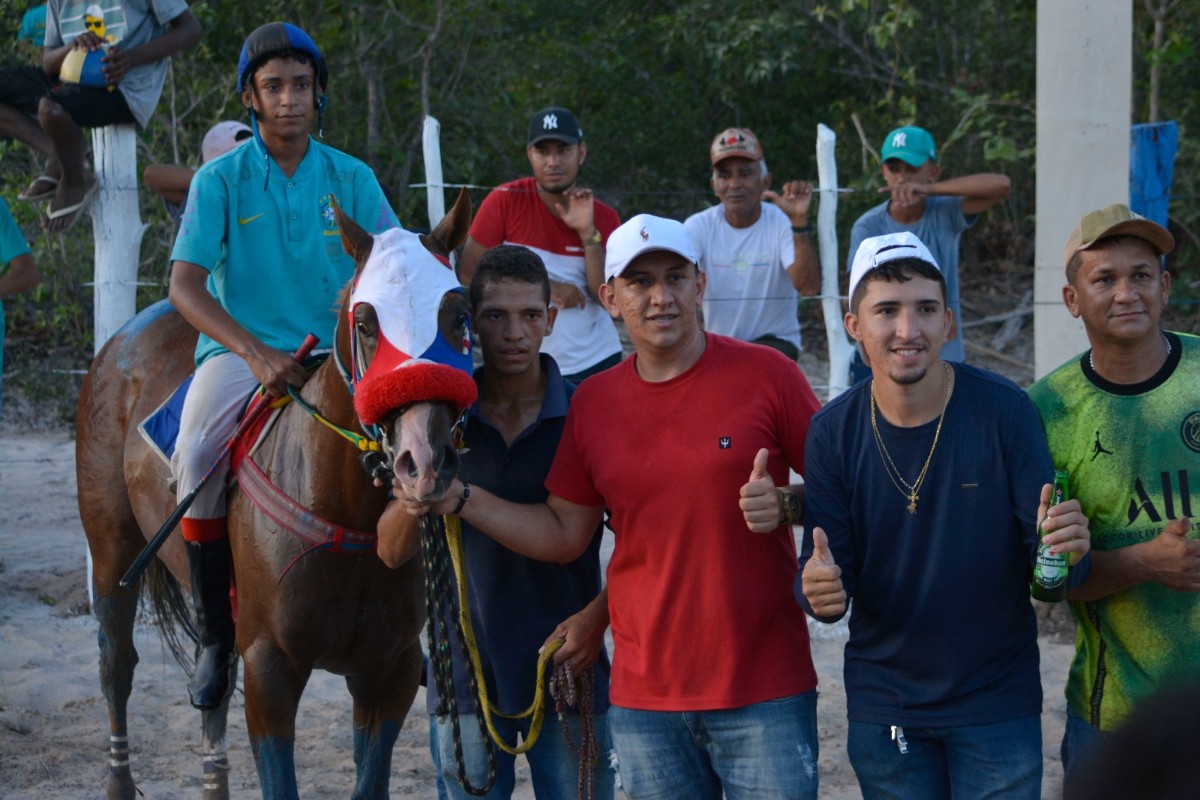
[142,557,200,676]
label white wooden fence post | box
[815,123,855,400]
[90,123,146,352]
[86,122,146,607]
[422,115,445,230]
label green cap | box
[880,126,936,167]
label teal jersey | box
[1029,332,1200,730]
[172,138,399,365]
[1,198,34,379]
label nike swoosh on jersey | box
[238,213,265,225]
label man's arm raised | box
[763,179,820,296]
[402,477,604,564]
[882,173,1011,216]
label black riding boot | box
[186,537,236,710]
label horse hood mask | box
[349,227,477,426]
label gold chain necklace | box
[869,363,952,514]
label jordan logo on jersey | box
[719,437,732,449]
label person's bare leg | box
[0,101,61,196]
[39,96,95,232]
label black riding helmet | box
[236,22,328,187]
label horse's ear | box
[426,188,472,257]
[334,196,374,266]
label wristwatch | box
[581,228,603,246]
[453,482,471,515]
[777,488,802,527]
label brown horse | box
[75,190,474,799]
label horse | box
[75,189,476,799]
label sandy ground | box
[0,431,1074,799]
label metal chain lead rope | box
[420,514,497,796]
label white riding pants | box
[171,352,261,520]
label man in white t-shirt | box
[684,127,819,360]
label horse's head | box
[335,190,476,502]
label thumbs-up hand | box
[740,448,781,533]
[802,527,847,618]
[1138,517,1200,592]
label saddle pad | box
[137,376,270,470]
[137,374,194,467]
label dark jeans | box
[608,692,820,800]
[847,716,1041,800]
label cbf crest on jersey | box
[320,194,338,236]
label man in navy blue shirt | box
[741,231,1092,800]
[377,244,613,799]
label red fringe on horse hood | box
[354,349,477,426]
[349,226,477,426]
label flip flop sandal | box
[17,175,60,202]
[44,180,99,233]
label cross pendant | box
[907,494,918,514]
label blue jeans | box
[608,692,819,800]
[430,712,614,800]
[1060,712,1106,794]
[847,716,1041,800]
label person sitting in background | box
[0,0,201,232]
[143,120,251,219]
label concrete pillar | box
[1034,0,1132,378]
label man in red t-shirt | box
[404,214,823,798]
[457,107,622,383]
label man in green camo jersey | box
[1028,204,1200,793]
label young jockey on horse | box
[167,21,399,710]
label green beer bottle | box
[1031,470,1071,602]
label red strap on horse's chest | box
[234,455,377,584]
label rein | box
[286,385,381,454]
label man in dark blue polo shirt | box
[377,244,613,799]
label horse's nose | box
[390,403,461,503]
[395,441,459,502]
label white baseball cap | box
[848,232,940,302]
[604,214,698,282]
[201,120,252,164]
